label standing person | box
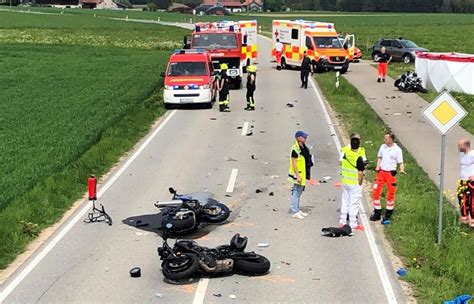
[339,133,366,230]
[288,130,314,219]
[245,64,257,111]
[377,46,392,83]
[217,63,230,112]
[275,39,284,70]
[457,139,474,227]
[370,131,405,224]
[300,50,313,89]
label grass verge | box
[316,72,474,302]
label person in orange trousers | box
[370,131,405,223]
[377,47,392,83]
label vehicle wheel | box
[202,202,230,223]
[340,67,348,74]
[416,84,428,93]
[164,103,174,110]
[233,254,270,275]
[205,102,213,109]
[162,253,199,280]
[394,79,401,88]
[372,52,381,62]
[280,57,287,70]
[403,54,413,64]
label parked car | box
[371,38,429,64]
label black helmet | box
[230,234,248,251]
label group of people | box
[288,130,405,230]
[457,139,474,228]
[215,63,257,113]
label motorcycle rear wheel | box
[416,84,428,93]
[202,202,230,223]
[233,254,270,275]
[162,253,199,280]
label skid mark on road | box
[248,275,295,284]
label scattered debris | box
[246,131,253,136]
[251,155,256,160]
[269,192,274,196]
[396,268,407,276]
[251,125,254,128]
[286,103,294,108]
[270,175,280,179]
[213,293,222,297]
[319,180,328,184]
[237,126,243,129]
[272,208,278,212]
[256,189,262,193]
[155,293,164,298]
[281,261,291,265]
[259,131,266,134]
[225,194,232,197]
[294,100,299,103]
[227,157,238,162]
[385,95,396,99]
[394,112,402,116]
[229,295,237,299]
[321,225,352,237]
[210,118,217,120]
[407,111,412,114]
[258,242,269,247]
[322,176,332,181]
[130,267,141,278]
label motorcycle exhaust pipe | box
[154,200,183,208]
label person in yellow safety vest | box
[339,133,366,230]
[217,63,230,112]
[288,130,314,219]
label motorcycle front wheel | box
[202,202,230,223]
[162,253,199,280]
[233,254,270,275]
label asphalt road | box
[0,32,406,304]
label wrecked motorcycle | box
[394,71,428,93]
[155,187,230,234]
[158,233,271,281]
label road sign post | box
[422,91,467,245]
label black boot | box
[383,209,393,222]
[370,209,382,221]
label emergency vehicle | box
[185,20,258,88]
[272,20,355,73]
[162,49,217,109]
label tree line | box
[264,0,474,13]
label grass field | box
[317,72,474,302]
[0,11,188,269]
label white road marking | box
[192,168,238,304]
[241,121,249,136]
[226,169,239,193]
[0,110,178,303]
[192,278,210,304]
[309,77,398,304]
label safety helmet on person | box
[220,63,228,70]
[247,65,257,73]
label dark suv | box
[371,38,429,64]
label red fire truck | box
[184,20,258,89]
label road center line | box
[309,77,398,304]
[192,168,238,304]
[0,110,178,303]
[241,121,249,136]
[226,168,239,193]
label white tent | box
[415,52,474,94]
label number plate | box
[180,98,193,103]
[333,66,342,70]
[228,69,239,76]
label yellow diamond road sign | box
[423,92,467,135]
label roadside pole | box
[422,91,467,245]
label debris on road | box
[396,268,407,276]
[130,267,141,278]
[213,293,222,297]
[246,130,253,136]
[155,293,164,298]
[322,176,332,181]
[251,154,257,160]
[321,225,352,237]
[229,295,237,299]
[286,103,294,108]
[227,157,238,162]
[272,208,278,212]
[237,126,243,129]
[259,130,266,134]
[269,192,274,196]
[394,112,402,116]
[281,261,291,265]
[210,118,217,120]
[258,242,269,247]
[270,175,279,179]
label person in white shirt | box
[370,131,405,223]
[274,39,284,69]
[457,139,474,227]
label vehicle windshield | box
[192,33,238,50]
[401,40,418,48]
[314,36,343,49]
[167,62,207,76]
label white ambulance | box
[272,20,355,73]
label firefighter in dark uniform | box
[217,63,231,112]
[245,65,257,111]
